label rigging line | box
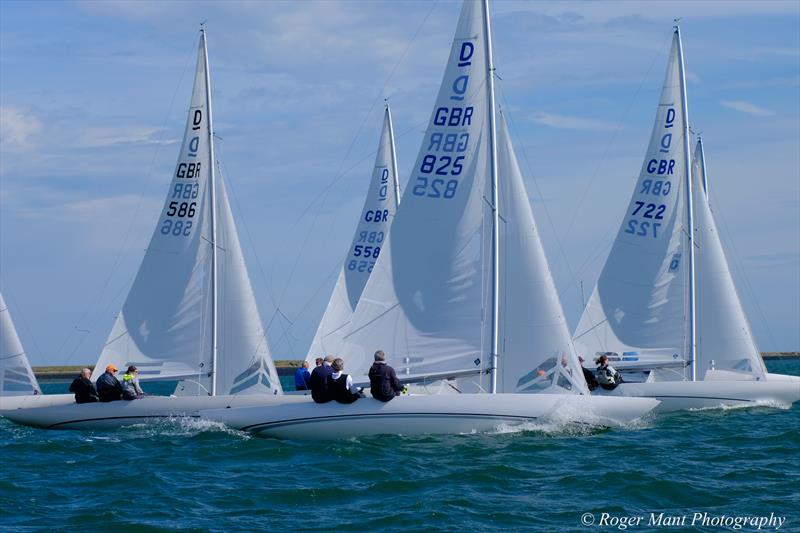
[55,38,198,363]
[561,30,675,247]
[266,3,440,346]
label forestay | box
[495,115,587,394]
[692,138,765,380]
[93,32,280,395]
[0,292,41,396]
[574,32,689,369]
[305,107,400,363]
[341,0,491,380]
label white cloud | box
[531,112,619,131]
[77,126,177,148]
[0,106,41,149]
[720,100,776,117]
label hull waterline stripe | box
[241,412,546,432]
[45,414,201,430]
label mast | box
[385,103,401,203]
[483,0,500,394]
[201,28,219,396]
[675,25,696,382]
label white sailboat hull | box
[200,394,659,440]
[0,393,74,412]
[596,379,800,412]
[0,394,306,430]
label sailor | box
[69,368,99,404]
[121,365,144,400]
[294,361,312,391]
[595,355,622,390]
[309,355,334,403]
[328,358,361,404]
[95,364,123,402]
[368,350,404,402]
[578,356,599,391]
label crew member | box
[578,356,599,391]
[121,365,144,400]
[69,368,99,404]
[368,350,404,402]
[96,364,123,402]
[596,355,622,390]
[294,361,312,391]
[309,355,334,403]
[329,358,361,404]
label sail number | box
[625,220,661,238]
[160,109,203,237]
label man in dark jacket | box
[368,350,404,402]
[69,368,99,404]
[308,355,334,403]
[95,364,123,402]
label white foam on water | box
[688,398,791,412]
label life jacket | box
[596,366,617,385]
[329,373,358,404]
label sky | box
[1,0,798,366]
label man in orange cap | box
[96,363,123,402]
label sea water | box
[2,360,798,532]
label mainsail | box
[693,138,766,380]
[341,0,492,381]
[574,30,690,371]
[0,292,41,396]
[92,31,281,396]
[341,0,587,396]
[305,106,400,363]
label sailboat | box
[202,0,659,439]
[1,30,307,430]
[572,27,800,411]
[304,105,401,365]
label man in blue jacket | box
[294,361,311,391]
[95,364,123,402]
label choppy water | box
[2,361,798,532]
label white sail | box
[214,174,282,394]
[0,292,41,396]
[341,0,491,380]
[93,32,281,395]
[692,138,766,380]
[574,31,689,369]
[304,106,400,362]
[495,115,587,394]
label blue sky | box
[1,1,798,365]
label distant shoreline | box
[31,353,800,381]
